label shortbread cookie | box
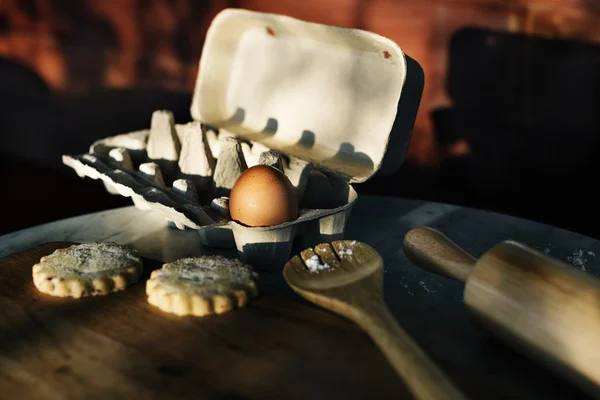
[32,242,143,298]
[146,256,259,317]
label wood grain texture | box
[403,227,600,399]
[465,241,600,399]
[284,240,467,400]
[0,242,410,400]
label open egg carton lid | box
[62,8,423,266]
[192,8,423,182]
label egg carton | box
[63,110,356,267]
[63,8,423,268]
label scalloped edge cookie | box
[32,242,143,298]
[146,256,259,317]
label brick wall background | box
[2,0,599,167]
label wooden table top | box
[1,196,599,399]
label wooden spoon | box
[283,240,467,400]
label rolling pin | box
[403,226,600,399]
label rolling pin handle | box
[403,227,476,283]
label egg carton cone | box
[62,9,423,268]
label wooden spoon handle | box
[358,304,467,400]
[403,227,476,283]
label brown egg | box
[229,165,298,227]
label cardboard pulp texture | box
[62,8,424,269]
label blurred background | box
[0,0,599,238]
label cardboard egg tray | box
[62,8,423,268]
[63,112,356,267]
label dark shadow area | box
[0,57,52,101]
[279,128,316,157]
[302,169,351,210]
[263,117,278,135]
[360,27,600,240]
[0,57,193,236]
[177,173,212,203]
[329,142,374,172]
[298,130,315,148]
[147,159,178,187]
[240,241,294,270]
[221,111,371,191]
[228,107,246,125]
[376,54,425,177]
[223,108,278,138]
[476,335,592,400]
[435,27,600,238]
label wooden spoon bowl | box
[283,240,466,400]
